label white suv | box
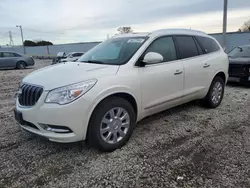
[14,29,229,151]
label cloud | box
[0,0,250,44]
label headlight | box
[45,79,97,105]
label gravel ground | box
[0,60,250,188]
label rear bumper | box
[27,58,35,66]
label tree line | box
[238,18,250,32]
[22,19,250,48]
[23,40,53,46]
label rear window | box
[2,52,15,57]
[72,53,80,57]
[14,53,21,57]
[196,36,220,53]
[175,36,199,59]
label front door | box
[139,36,184,116]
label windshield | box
[77,37,147,65]
[228,46,250,58]
[67,52,73,57]
[57,52,65,57]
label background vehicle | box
[0,51,35,69]
[59,52,84,62]
[228,45,250,83]
[15,29,228,152]
[52,52,67,64]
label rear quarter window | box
[196,36,220,53]
[14,53,21,57]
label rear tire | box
[202,76,225,108]
[87,96,136,152]
[16,61,26,69]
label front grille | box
[18,83,43,106]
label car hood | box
[229,57,250,65]
[23,62,119,90]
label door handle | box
[174,70,183,75]
[203,64,210,68]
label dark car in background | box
[228,45,250,83]
[0,51,35,69]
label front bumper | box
[15,92,92,143]
[228,64,250,83]
[228,76,250,83]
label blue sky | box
[0,0,250,45]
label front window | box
[228,46,250,58]
[77,37,147,65]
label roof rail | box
[152,28,206,35]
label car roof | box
[112,28,208,39]
[0,51,20,53]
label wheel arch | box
[208,70,227,87]
[16,60,27,68]
[84,90,139,140]
[214,71,226,83]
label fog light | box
[38,123,72,133]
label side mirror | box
[142,52,163,64]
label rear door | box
[174,35,208,101]
[195,36,222,83]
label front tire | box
[16,61,26,69]
[202,76,225,108]
[87,96,136,152]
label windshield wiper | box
[237,47,243,51]
[80,60,104,64]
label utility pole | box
[16,25,25,54]
[9,31,14,46]
[222,0,228,51]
